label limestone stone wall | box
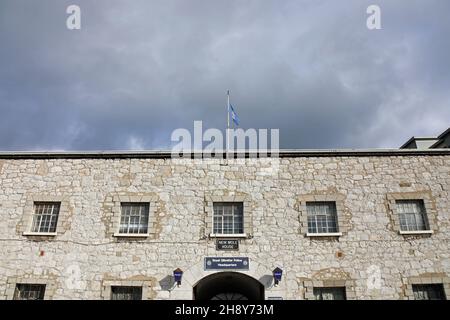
[0,154,449,299]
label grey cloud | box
[0,0,449,151]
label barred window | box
[111,286,142,300]
[31,202,60,233]
[119,203,149,234]
[13,284,46,300]
[313,287,346,300]
[396,200,429,231]
[213,202,244,235]
[306,202,338,234]
[412,284,446,300]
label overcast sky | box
[0,0,449,151]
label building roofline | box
[437,127,450,139]
[399,136,438,149]
[0,149,450,159]
[400,128,450,149]
[429,141,444,148]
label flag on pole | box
[229,104,239,126]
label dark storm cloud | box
[0,0,449,150]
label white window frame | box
[205,193,253,239]
[396,200,430,232]
[303,278,356,300]
[108,194,159,238]
[211,202,245,237]
[101,279,152,300]
[20,195,71,238]
[5,277,56,300]
[23,202,61,236]
[412,284,446,300]
[404,275,450,300]
[298,194,349,238]
[13,283,46,300]
[305,201,340,235]
[387,192,438,236]
[32,202,60,233]
[114,202,150,237]
[313,286,347,300]
[110,285,143,300]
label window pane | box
[119,203,150,234]
[412,284,446,300]
[313,287,346,300]
[213,215,222,234]
[31,202,60,233]
[396,200,428,231]
[306,202,338,233]
[111,286,142,300]
[212,202,244,235]
[13,284,46,300]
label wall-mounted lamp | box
[273,267,283,286]
[173,268,183,287]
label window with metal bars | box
[213,202,244,235]
[13,284,46,300]
[412,284,446,300]
[119,203,150,234]
[313,287,346,300]
[396,200,429,231]
[110,286,142,300]
[306,202,338,234]
[31,202,60,233]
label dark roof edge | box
[437,128,450,139]
[429,141,443,148]
[399,136,439,149]
[399,137,415,149]
[1,149,450,159]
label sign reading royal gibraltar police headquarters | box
[204,257,249,270]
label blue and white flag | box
[229,104,239,126]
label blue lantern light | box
[173,268,183,287]
[273,267,283,286]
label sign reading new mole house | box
[204,257,249,270]
[216,239,239,250]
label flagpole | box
[227,90,230,153]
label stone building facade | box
[0,149,449,300]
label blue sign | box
[204,257,249,270]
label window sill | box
[209,233,248,238]
[23,232,57,237]
[399,230,433,235]
[306,232,342,237]
[113,233,150,238]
